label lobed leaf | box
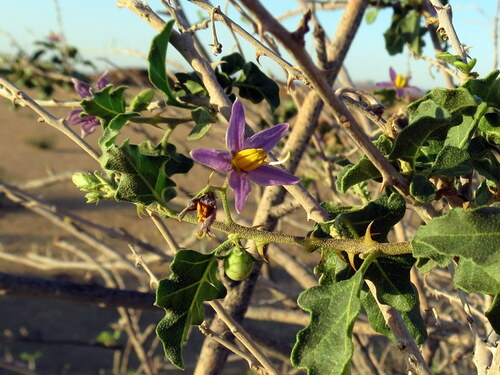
[155,250,226,368]
[291,266,363,375]
[103,140,192,206]
[80,85,127,123]
[412,206,500,295]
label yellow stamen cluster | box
[196,201,212,222]
[232,148,267,171]
[394,74,408,88]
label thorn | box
[347,252,358,271]
[256,244,268,263]
[255,52,263,65]
[286,74,296,92]
[362,221,379,246]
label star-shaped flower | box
[67,71,109,137]
[376,67,420,99]
[190,100,300,212]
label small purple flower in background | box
[190,100,300,212]
[376,67,420,99]
[47,32,62,43]
[67,71,109,137]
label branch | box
[0,76,100,163]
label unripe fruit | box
[224,248,254,281]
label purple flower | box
[376,67,420,99]
[190,100,300,212]
[67,71,109,137]
[47,32,62,43]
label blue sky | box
[0,1,497,90]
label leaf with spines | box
[155,250,226,369]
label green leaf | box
[365,8,379,24]
[235,62,280,110]
[187,107,213,141]
[365,255,418,312]
[413,206,500,294]
[390,99,452,163]
[383,10,426,55]
[336,135,392,193]
[430,145,472,177]
[103,140,192,205]
[155,250,226,369]
[444,102,488,149]
[407,87,478,118]
[336,160,381,193]
[479,111,500,144]
[148,20,177,104]
[486,295,500,334]
[469,137,500,182]
[462,70,500,107]
[410,174,436,203]
[454,258,500,294]
[129,89,155,112]
[291,263,363,375]
[98,112,138,152]
[80,85,127,123]
[175,72,207,97]
[436,52,464,66]
[361,286,426,345]
[334,193,406,242]
[221,52,246,75]
[475,180,494,206]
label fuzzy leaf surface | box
[291,265,363,375]
[413,206,500,294]
[155,250,226,369]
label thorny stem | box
[171,209,413,257]
[238,0,439,224]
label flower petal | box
[375,82,394,89]
[226,100,245,153]
[96,71,110,90]
[228,170,252,213]
[243,123,289,152]
[80,117,101,137]
[67,109,84,125]
[72,78,92,98]
[190,148,233,172]
[246,165,300,186]
[389,67,397,83]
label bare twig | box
[0,76,100,162]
